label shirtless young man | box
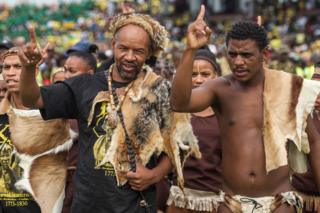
[170,5,320,213]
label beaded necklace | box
[106,65,151,211]
[106,65,134,129]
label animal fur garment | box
[109,13,168,57]
[263,69,320,173]
[88,65,200,189]
[7,108,72,213]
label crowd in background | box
[0,0,320,83]
[0,1,320,213]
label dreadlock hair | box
[226,21,269,51]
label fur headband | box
[109,13,168,57]
[1,47,19,63]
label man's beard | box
[117,63,140,81]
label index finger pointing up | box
[196,5,205,21]
[28,26,37,44]
[257,15,262,26]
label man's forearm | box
[309,146,320,192]
[151,155,172,184]
[20,65,43,108]
[170,48,196,111]
[306,116,320,191]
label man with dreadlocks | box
[171,5,320,213]
[17,12,199,213]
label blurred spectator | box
[296,52,316,79]
[13,36,25,47]
[64,51,96,79]
[0,40,13,73]
[96,51,108,67]
[66,40,98,56]
[0,40,13,55]
[39,44,59,85]
[50,67,65,83]
[270,44,296,74]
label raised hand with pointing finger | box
[120,2,135,14]
[186,5,212,50]
[18,26,49,69]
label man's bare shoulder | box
[218,74,234,86]
[201,74,233,90]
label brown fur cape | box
[88,65,201,189]
[263,69,320,173]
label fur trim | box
[298,192,320,212]
[167,186,220,211]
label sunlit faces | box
[192,59,217,88]
[2,55,22,93]
[64,56,93,79]
[227,39,267,82]
[112,24,151,82]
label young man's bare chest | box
[215,82,264,130]
[215,82,293,195]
